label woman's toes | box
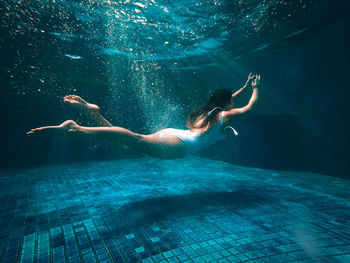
[63,95,72,101]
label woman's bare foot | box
[64,95,99,113]
[27,120,80,137]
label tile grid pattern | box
[0,157,350,262]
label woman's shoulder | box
[219,111,232,127]
[218,111,226,122]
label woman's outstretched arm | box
[225,74,260,121]
[232,73,255,99]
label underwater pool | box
[1,0,350,262]
[1,157,350,262]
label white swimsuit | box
[159,112,234,154]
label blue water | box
[1,157,350,262]
[1,0,348,175]
[1,0,350,262]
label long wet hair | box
[187,89,232,131]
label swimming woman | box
[27,73,260,159]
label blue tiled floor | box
[0,157,349,262]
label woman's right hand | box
[251,74,261,89]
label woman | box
[27,73,260,159]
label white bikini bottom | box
[158,128,201,154]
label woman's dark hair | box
[187,89,232,130]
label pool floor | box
[0,157,349,262]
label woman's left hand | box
[251,74,261,89]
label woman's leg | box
[64,95,113,127]
[27,120,186,159]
